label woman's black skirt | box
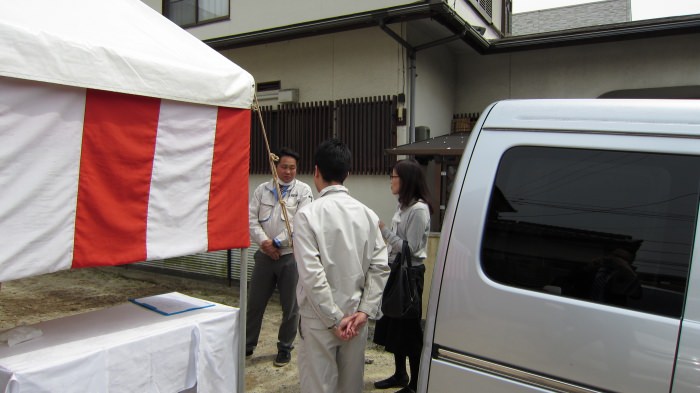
[373,264,425,355]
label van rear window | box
[482,146,699,318]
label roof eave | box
[205,3,452,50]
[204,5,700,54]
[490,14,700,53]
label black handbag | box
[381,240,421,319]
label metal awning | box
[385,132,469,156]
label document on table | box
[129,292,215,316]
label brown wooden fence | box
[337,96,397,175]
[250,96,397,175]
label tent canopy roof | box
[0,0,253,108]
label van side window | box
[481,147,699,318]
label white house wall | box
[456,33,700,113]
[343,175,397,226]
[414,45,457,138]
[141,0,422,41]
[222,28,403,102]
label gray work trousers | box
[298,316,368,393]
[246,250,299,354]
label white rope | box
[253,94,293,247]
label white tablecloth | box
[0,292,239,393]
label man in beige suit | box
[293,138,389,393]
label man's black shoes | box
[273,351,291,367]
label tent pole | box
[238,248,248,393]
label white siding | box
[415,44,458,138]
[158,0,418,40]
[222,28,402,102]
[456,33,700,113]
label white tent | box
[0,0,252,108]
[1,1,254,391]
[0,0,255,282]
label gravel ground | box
[0,266,395,392]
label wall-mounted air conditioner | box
[278,89,299,103]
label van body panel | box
[427,358,554,393]
[420,100,700,393]
[480,99,700,135]
[433,131,683,392]
[419,102,498,392]
[674,321,700,392]
[673,228,700,392]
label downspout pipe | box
[379,22,416,143]
[408,53,416,143]
[379,21,464,143]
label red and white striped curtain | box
[0,77,251,282]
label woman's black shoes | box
[374,375,409,389]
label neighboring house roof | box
[491,13,700,53]
[512,0,630,36]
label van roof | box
[483,99,700,136]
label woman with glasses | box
[373,159,433,393]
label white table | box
[0,293,239,393]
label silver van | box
[419,99,700,393]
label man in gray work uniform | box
[247,147,314,367]
[293,139,389,392]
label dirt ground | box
[0,266,395,392]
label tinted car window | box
[482,147,699,318]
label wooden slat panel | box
[252,97,394,175]
[336,95,396,175]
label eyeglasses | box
[389,175,399,179]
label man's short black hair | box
[314,138,351,184]
[276,147,300,163]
